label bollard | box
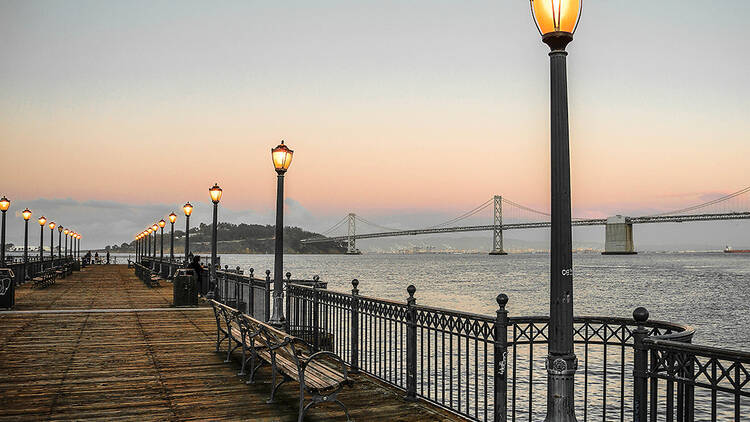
[494,294,509,422]
[405,285,417,401]
[350,279,360,374]
[632,307,649,422]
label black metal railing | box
[284,280,716,422]
[215,268,270,321]
[4,257,74,285]
[633,312,750,422]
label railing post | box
[494,294,509,422]
[632,307,649,422]
[285,272,292,332]
[350,279,360,374]
[264,270,271,322]
[313,278,320,350]
[248,268,255,318]
[405,284,417,401]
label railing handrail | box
[644,337,750,362]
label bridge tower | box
[489,195,508,255]
[602,215,637,255]
[347,213,361,255]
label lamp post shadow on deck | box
[270,140,293,329]
[209,183,223,299]
[529,0,582,420]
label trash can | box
[73,260,81,271]
[0,268,16,310]
[173,268,197,307]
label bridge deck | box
[0,265,463,421]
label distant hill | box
[105,223,346,254]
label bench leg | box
[247,358,264,384]
[266,370,287,404]
[238,342,248,376]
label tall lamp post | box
[168,212,176,263]
[63,229,69,258]
[158,219,166,274]
[38,216,46,267]
[183,203,193,264]
[147,228,153,261]
[57,226,63,259]
[48,222,56,263]
[529,1,582,420]
[0,196,9,266]
[270,141,293,329]
[151,224,158,259]
[22,208,32,279]
[76,234,81,259]
[209,183,223,297]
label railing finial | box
[496,293,508,309]
[351,278,359,295]
[633,306,649,324]
[407,285,416,305]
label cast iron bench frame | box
[209,299,352,422]
[31,269,56,288]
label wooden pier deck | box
[0,265,464,421]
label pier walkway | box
[0,265,464,421]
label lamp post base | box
[544,354,578,422]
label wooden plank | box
[0,265,467,421]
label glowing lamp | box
[183,202,193,216]
[209,183,223,204]
[0,196,9,212]
[158,219,166,228]
[22,208,32,221]
[271,141,293,173]
[168,212,177,223]
[38,216,47,226]
[49,222,56,230]
[147,228,153,235]
[530,0,582,36]
[63,228,69,235]
[151,223,158,232]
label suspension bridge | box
[301,186,750,254]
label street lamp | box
[168,212,177,263]
[270,140,293,328]
[48,222,55,263]
[22,208,31,279]
[57,226,63,259]
[38,216,46,266]
[209,183,222,297]
[158,219,166,273]
[147,228,153,259]
[151,223,158,259]
[183,202,193,263]
[63,229,69,258]
[529,1,582,420]
[0,196,9,266]
[76,234,81,259]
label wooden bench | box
[209,300,351,422]
[53,263,72,280]
[133,263,162,287]
[31,269,56,288]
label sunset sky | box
[2,1,749,248]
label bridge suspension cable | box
[425,198,494,229]
[354,215,401,232]
[643,186,750,217]
[318,215,350,237]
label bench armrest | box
[301,350,348,380]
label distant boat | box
[724,246,750,253]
